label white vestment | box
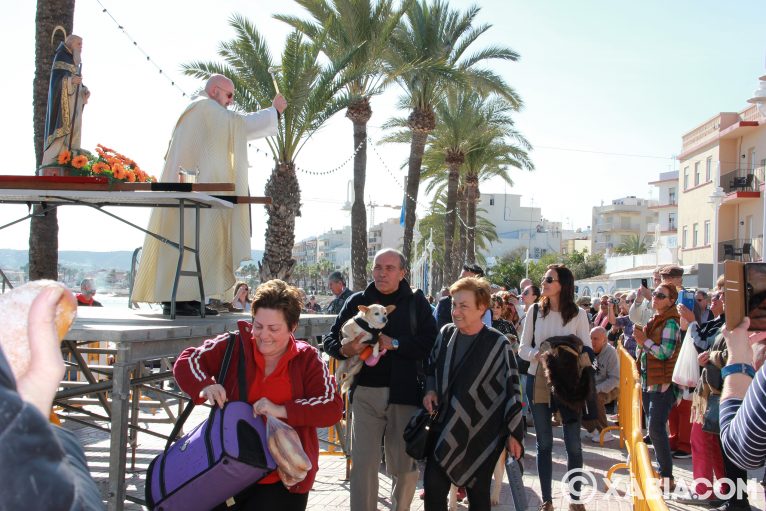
[131,96,278,302]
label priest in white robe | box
[132,74,286,315]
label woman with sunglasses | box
[231,281,252,312]
[633,283,681,492]
[519,265,591,511]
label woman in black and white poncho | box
[422,277,525,511]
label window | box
[706,157,712,182]
[694,162,700,186]
[682,226,688,248]
[668,187,676,205]
[684,167,689,190]
[489,197,495,206]
[668,212,676,231]
[704,220,710,246]
[693,223,699,247]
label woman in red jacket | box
[174,279,343,511]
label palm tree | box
[275,0,408,291]
[30,0,76,280]
[385,0,522,267]
[615,234,648,255]
[183,15,355,281]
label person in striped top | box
[719,316,766,510]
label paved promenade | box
[65,404,766,510]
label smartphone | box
[641,278,648,288]
[725,260,766,331]
[677,289,695,312]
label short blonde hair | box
[450,277,491,310]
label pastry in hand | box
[0,280,77,380]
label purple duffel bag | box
[146,333,276,511]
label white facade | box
[591,196,658,254]
[648,171,679,250]
[367,217,404,260]
[478,193,563,260]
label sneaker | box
[607,413,619,422]
[672,450,691,459]
[591,431,616,442]
[711,500,752,511]
[456,487,467,502]
[419,489,425,500]
[602,431,617,442]
[538,501,554,511]
[643,434,652,445]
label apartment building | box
[478,193,562,260]
[367,217,404,260]
[648,171,679,250]
[291,237,318,267]
[591,196,658,254]
[677,105,766,273]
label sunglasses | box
[652,291,668,300]
[541,276,559,284]
[218,86,234,99]
[711,294,723,301]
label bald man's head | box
[590,326,607,353]
[205,74,234,108]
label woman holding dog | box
[518,264,591,511]
[633,282,681,492]
[173,279,343,510]
[422,277,525,511]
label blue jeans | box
[526,375,584,503]
[642,386,675,478]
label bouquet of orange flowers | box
[55,144,157,183]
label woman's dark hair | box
[251,279,302,329]
[233,281,251,303]
[527,285,541,300]
[541,264,579,325]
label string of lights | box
[94,0,190,98]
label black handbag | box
[403,408,439,461]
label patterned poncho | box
[427,324,525,487]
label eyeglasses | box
[541,276,559,284]
[218,86,234,99]
[652,291,668,300]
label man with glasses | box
[132,74,287,316]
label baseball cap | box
[659,265,684,278]
[462,264,485,277]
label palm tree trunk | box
[260,161,301,281]
[456,186,468,275]
[465,172,478,264]
[402,107,435,268]
[347,98,372,291]
[443,155,461,285]
[30,0,74,280]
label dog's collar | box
[354,316,383,341]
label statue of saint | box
[41,34,90,167]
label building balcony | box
[720,166,764,196]
[718,237,762,262]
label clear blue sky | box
[1,0,765,251]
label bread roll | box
[274,427,311,472]
[0,280,77,379]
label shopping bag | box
[671,329,700,388]
[264,415,312,488]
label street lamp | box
[426,229,435,297]
[708,161,726,285]
[748,73,766,259]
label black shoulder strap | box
[164,332,238,451]
[531,303,539,349]
[410,292,418,336]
